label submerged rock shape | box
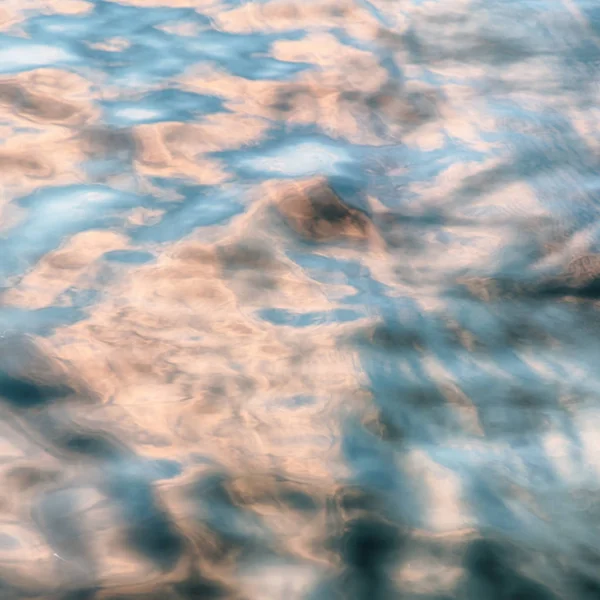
[274,177,373,243]
[533,253,600,300]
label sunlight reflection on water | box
[0,0,600,598]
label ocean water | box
[1,1,600,598]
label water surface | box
[1,0,600,598]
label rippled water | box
[1,1,600,598]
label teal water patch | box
[102,250,155,264]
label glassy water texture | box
[1,1,600,598]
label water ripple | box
[1,0,600,598]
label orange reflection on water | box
[46,182,369,487]
[132,113,270,184]
[3,231,129,309]
[214,0,380,37]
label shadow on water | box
[0,335,75,409]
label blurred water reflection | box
[1,0,600,598]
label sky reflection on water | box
[1,0,600,598]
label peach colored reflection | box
[0,69,99,210]
[0,69,99,127]
[272,32,387,95]
[0,0,91,32]
[0,128,86,200]
[3,231,129,310]
[180,34,438,146]
[19,180,380,591]
[271,32,408,145]
[0,7,22,33]
[156,20,205,37]
[49,179,367,474]
[215,0,383,42]
[87,38,131,52]
[131,114,270,184]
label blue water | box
[1,1,600,598]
